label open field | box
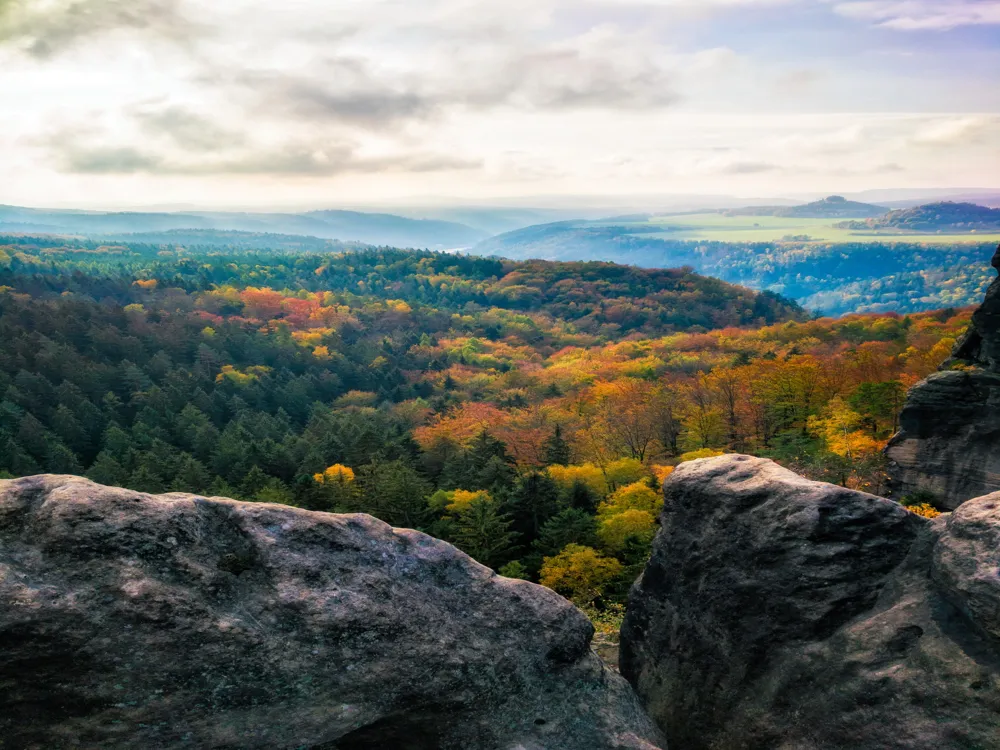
[601,213,1000,244]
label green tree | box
[533,508,598,557]
[355,457,432,529]
[87,451,128,487]
[129,465,165,494]
[453,497,519,569]
[46,443,82,474]
[171,454,211,493]
[543,424,571,466]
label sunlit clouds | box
[0,0,997,207]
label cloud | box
[0,0,200,57]
[722,160,782,174]
[775,69,824,93]
[217,24,683,134]
[58,145,164,173]
[911,116,1000,146]
[833,1,1000,31]
[224,62,438,129]
[133,106,243,151]
[48,132,481,177]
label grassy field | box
[605,213,1000,244]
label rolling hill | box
[837,202,1000,233]
[723,195,886,219]
[0,205,487,250]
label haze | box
[1,0,998,210]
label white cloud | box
[911,116,1000,145]
[0,0,996,206]
[834,1,1000,30]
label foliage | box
[907,503,942,519]
[539,544,624,606]
[313,464,355,484]
[477,224,996,315]
[0,238,974,615]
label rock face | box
[0,475,665,750]
[621,455,1000,750]
[887,243,1000,509]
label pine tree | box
[87,451,128,487]
[543,424,571,466]
[453,497,519,570]
[507,471,561,544]
[240,465,269,498]
[533,508,598,557]
[129,465,164,494]
[46,442,82,475]
[172,455,211,493]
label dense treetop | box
[0,238,971,618]
[474,226,995,316]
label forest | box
[0,237,969,621]
[476,224,996,316]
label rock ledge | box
[1,475,664,750]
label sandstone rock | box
[886,243,1000,509]
[0,475,665,750]
[621,454,1000,750]
[951,244,1000,371]
[886,369,1000,509]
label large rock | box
[0,475,665,750]
[621,454,1000,750]
[887,243,1000,509]
[951,244,1000,371]
[886,369,1000,509]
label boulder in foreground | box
[0,475,665,750]
[621,454,1000,750]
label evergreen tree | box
[87,451,128,487]
[506,471,561,545]
[240,465,270,498]
[564,480,599,514]
[355,457,431,529]
[453,497,519,569]
[172,454,211,493]
[533,508,598,557]
[129,465,165,494]
[46,442,82,474]
[543,424,571,466]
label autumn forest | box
[0,237,971,616]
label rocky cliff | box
[886,243,1000,509]
[621,454,1000,750]
[0,475,665,750]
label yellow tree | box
[540,544,624,606]
[597,509,657,552]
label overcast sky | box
[0,0,998,208]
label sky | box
[0,0,998,209]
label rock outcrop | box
[621,455,1000,750]
[0,475,665,750]
[886,243,1000,509]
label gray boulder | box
[621,454,1000,750]
[887,243,1000,508]
[0,475,665,750]
[886,369,1000,509]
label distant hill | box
[473,221,997,315]
[0,205,487,250]
[837,202,1000,232]
[109,229,372,252]
[723,195,886,219]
